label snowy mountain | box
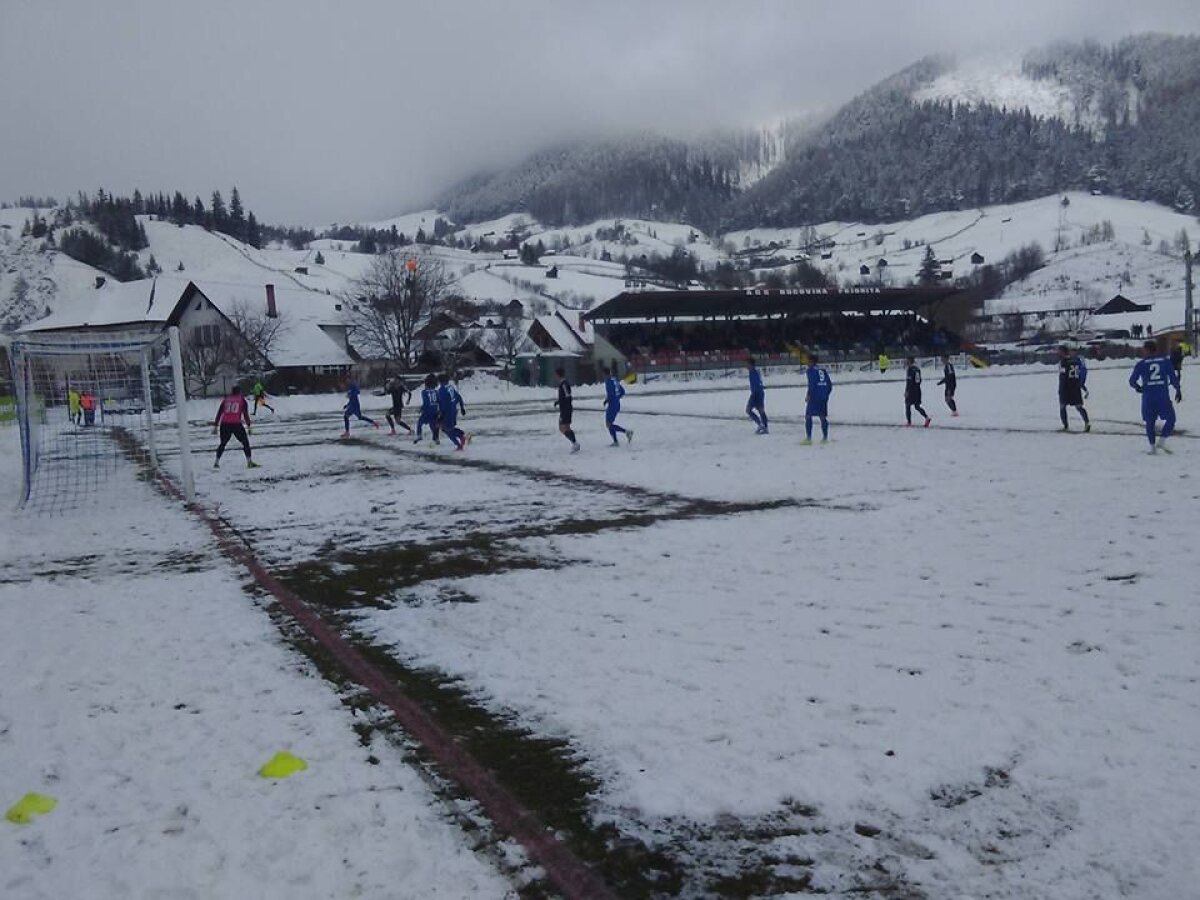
[435,34,1199,232]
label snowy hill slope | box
[913,57,1102,132]
[4,192,1195,340]
[0,207,110,330]
[725,192,1198,331]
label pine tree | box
[245,211,260,248]
[172,191,188,225]
[210,190,227,231]
[229,187,245,239]
[918,246,940,285]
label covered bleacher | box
[584,287,966,371]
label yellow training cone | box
[258,751,308,779]
[6,792,58,825]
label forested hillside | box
[436,129,795,232]
[439,35,1200,232]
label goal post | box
[6,327,193,512]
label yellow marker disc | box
[258,751,308,779]
[5,793,58,825]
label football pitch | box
[3,364,1199,898]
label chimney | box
[95,276,106,289]
[265,283,277,318]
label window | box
[193,323,222,348]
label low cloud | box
[1,0,1196,224]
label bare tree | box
[342,250,455,367]
[494,307,526,377]
[181,304,288,396]
[1057,295,1096,336]
[226,300,288,364]
[181,328,242,397]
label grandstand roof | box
[584,287,962,322]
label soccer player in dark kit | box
[383,376,413,435]
[1057,345,1090,432]
[904,356,931,427]
[937,353,958,415]
[554,367,580,453]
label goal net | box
[7,328,193,514]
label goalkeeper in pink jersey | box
[212,384,259,469]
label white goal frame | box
[8,325,195,511]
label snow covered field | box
[3,362,1199,898]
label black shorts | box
[905,389,922,405]
[219,423,249,446]
[559,409,573,426]
[944,383,956,397]
[389,405,404,418]
[1060,386,1083,406]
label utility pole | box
[1186,247,1195,356]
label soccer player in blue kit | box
[414,374,441,444]
[341,381,379,437]
[1129,339,1182,454]
[437,373,469,450]
[802,354,832,444]
[602,367,632,446]
[746,357,768,434]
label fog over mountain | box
[1,0,1198,225]
[437,35,1200,231]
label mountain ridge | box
[433,34,1200,231]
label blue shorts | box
[1142,394,1174,422]
[605,406,620,424]
[805,399,828,417]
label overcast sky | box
[2,0,1197,226]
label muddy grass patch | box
[278,532,564,610]
[260,589,686,899]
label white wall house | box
[20,277,356,397]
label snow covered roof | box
[19,276,189,332]
[184,281,354,369]
[20,277,353,369]
[532,311,593,353]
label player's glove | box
[1176,390,1183,403]
[1134,385,1143,393]
[1083,386,1089,397]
